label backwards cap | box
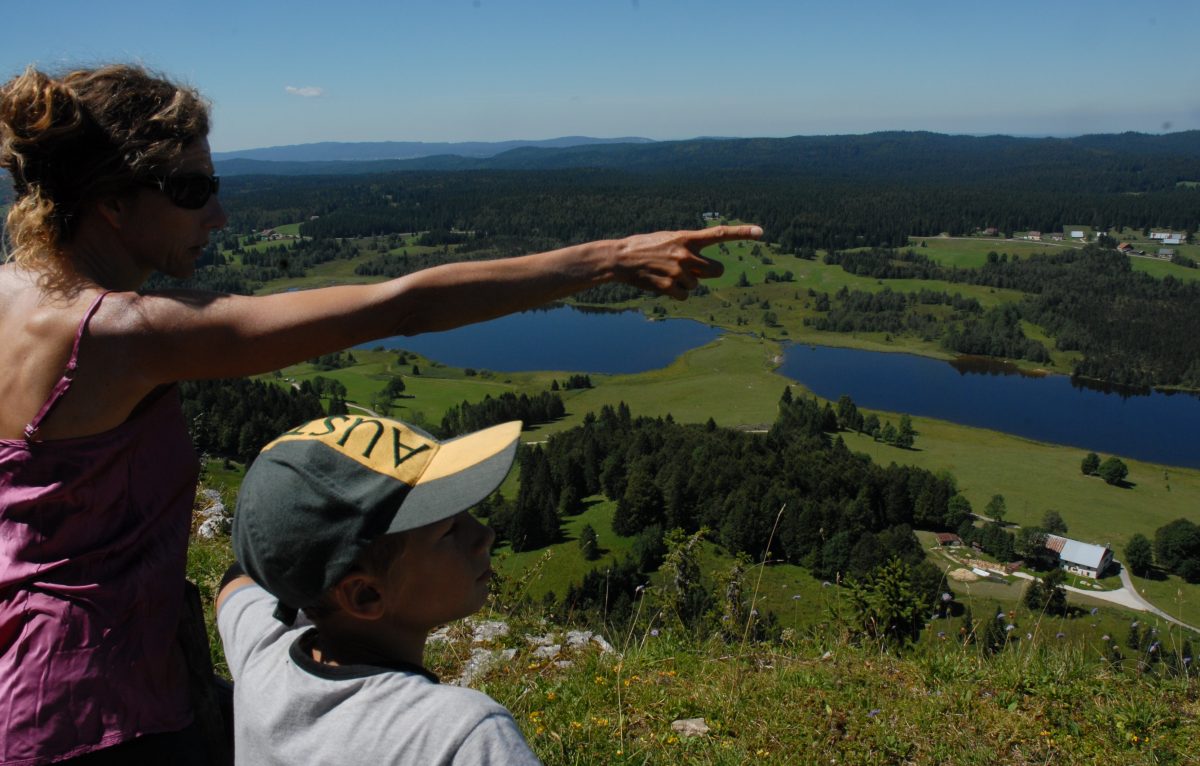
[233,415,521,623]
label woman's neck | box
[64,237,148,292]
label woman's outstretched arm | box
[112,225,761,384]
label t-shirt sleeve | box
[452,711,542,765]
[216,582,292,680]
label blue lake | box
[778,345,1200,469]
[362,305,1200,469]
[361,305,721,374]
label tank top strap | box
[23,290,112,441]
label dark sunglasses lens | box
[166,176,219,209]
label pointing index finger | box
[686,224,764,247]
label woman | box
[0,64,759,764]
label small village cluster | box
[973,226,1192,260]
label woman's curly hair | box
[0,64,210,271]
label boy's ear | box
[331,573,385,621]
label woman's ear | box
[330,573,385,621]
[92,193,129,231]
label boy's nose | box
[469,514,496,551]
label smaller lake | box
[361,305,721,375]
[779,345,1200,469]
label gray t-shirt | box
[218,584,541,766]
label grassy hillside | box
[448,614,1199,765]
[192,508,1200,765]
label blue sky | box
[5,0,1198,152]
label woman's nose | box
[206,197,228,230]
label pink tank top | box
[0,292,200,765]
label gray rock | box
[671,718,710,738]
[454,647,517,687]
[196,516,231,539]
[471,620,509,643]
[532,644,561,660]
[455,647,497,687]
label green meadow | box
[840,419,1200,627]
[540,334,786,434]
[271,348,565,430]
[907,236,1081,268]
[238,327,1200,627]
[193,229,1200,631]
[270,222,303,236]
[1128,254,1200,281]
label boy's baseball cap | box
[233,415,521,623]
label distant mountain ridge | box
[212,136,655,163]
[212,131,1200,189]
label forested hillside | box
[819,246,1200,387]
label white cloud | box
[285,85,324,98]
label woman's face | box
[116,137,227,280]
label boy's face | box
[382,510,496,632]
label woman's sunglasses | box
[144,173,221,209]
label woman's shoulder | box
[0,267,79,340]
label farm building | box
[935,533,962,547]
[1044,535,1113,578]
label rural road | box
[1007,570,1145,611]
[936,547,1200,634]
[1115,562,1200,633]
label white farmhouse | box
[1045,534,1113,578]
[1151,231,1186,242]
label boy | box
[216,415,541,765]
